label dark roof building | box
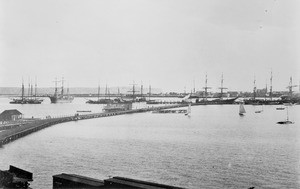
[0,109,23,122]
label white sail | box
[182,94,191,101]
[239,104,246,114]
[277,106,294,124]
[255,105,263,113]
[286,106,289,121]
[185,104,191,116]
[188,104,191,114]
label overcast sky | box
[0,0,299,92]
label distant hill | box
[0,87,162,96]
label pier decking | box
[0,104,188,146]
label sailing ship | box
[255,105,263,113]
[137,82,146,102]
[210,97,238,104]
[49,78,74,103]
[202,74,211,102]
[185,104,191,116]
[86,84,114,104]
[277,106,294,124]
[276,105,285,110]
[10,79,43,104]
[122,82,145,102]
[146,85,158,104]
[239,103,246,116]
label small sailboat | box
[277,106,294,124]
[239,103,246,116]
[255,105,263,113]
[185,104,191,116]
[276,105,285,110]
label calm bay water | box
[0,97,300,188]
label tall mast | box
[67,83,69,97]
[118,87,120,96]
[265,80,268,101]
[28,77,30,98]
[132,82,136,101]
[97,84,100,100]
[141,81,143,97]
[287,76,298,96]
[269,71,273,100]
[193,79,195,94]
[221,74,223,96]
[21,78,24,101]
[205,74,207,101]
[54,77,58,96]
[149,85,151,101]
[253,76,256,100]
[30,80,33,99]
[218,73,227,99]
[61,77,64,96]
[286,107,289,121]
[129,81,138,101]
[35,77,37,100]
[289,76,293,96]
[203,74,211,101]
[105,84,107,100]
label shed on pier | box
[0,109,23,123]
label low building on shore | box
[0,109,23,123]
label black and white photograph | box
[0,0,299,188]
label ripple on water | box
[0,101,299,189]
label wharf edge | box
[0,104,189,146]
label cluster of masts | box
[10,72,299,103]
[185,73,230,100]
[10,77,43,104]
[53,77,70,97]
[127,82,151,100]
[184,74,225,99]
[87,81,152,104]
[251,72,299,100]
[190,72,299,100]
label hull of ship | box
[10,100,26,104]
[244,99,283,105]
[244,99,264,105]
[210,97,238,104]
[50,96,74,103]
[10,98,43,104]
[280,96,300,104]
[146,101,161,104]
[27,100,43,104]
[86,99,114,104]
[195,97,238,105]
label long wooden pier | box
[0,104,188,146]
